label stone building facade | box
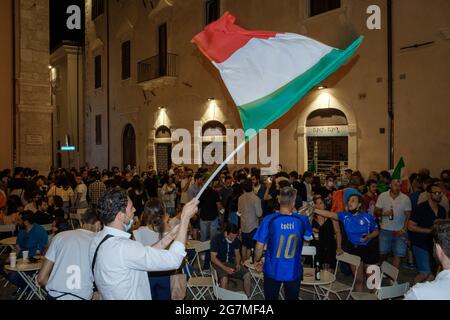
[83,0,450,176]
[0,0,52,173]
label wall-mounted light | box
[158,106,166,110]
[207,98,215,101]
[318,86,328,90]
[48,65,53,70]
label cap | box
[344,188,363,204]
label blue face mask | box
[123,216,134,232]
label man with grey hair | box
[253,187,313,300]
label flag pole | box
[195,139,248,201]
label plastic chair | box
[319,252,361,300]
[351,261,399,300]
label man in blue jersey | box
[253,187,313,300]
[314,188,380,292]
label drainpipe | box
[12,0,16,168]
[387,0,394,169]
[106,0,111,169]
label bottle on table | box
[315,261,321,281]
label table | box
[5,258,44,300]
[244,260,264,299]
[0,237,16,256]
[301,267,336,300]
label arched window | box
[155,125,171,139]
[155,126,172,174]
[123,124,137,170]
[306,108,348,174]
[202,121,226,165]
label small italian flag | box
[192,12,363,134]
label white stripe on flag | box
[213,33,333,106]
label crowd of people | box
[0,164,449,300]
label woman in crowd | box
[133,199,177,300]
[128,178,148,219]
[161,176,177,218]
[311,195,342,271]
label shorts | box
[241,229,257,249]
[412,245,431,274]
[379,229,408,257]
[345,239,379,265]
[214,263,249,281]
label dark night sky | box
[50,0,85,52]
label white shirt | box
[89,226,186,300]
[376,191,412,231]
[404,270,450,300]
[45,229,96,300]
[304,182,313,202]
[74,183,88,204]
[133,226,161,247]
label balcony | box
[137,53,178,90]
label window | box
[94,55,102,89]
[121,41,131,80]
[309,0,341,17]
[95,115,102,145]
[92,0,105,20]
[205,0,220,26]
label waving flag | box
[191,12,363,200]
[192,12,363,134]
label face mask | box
[432,194,442,203]
[225,237,233,244]
[123,215,134,232]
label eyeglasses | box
[430,192,443,196]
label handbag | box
[170,273,187,300]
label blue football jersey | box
[254,212,313,282]
[337,211,378,246]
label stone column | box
[15,0,52,173]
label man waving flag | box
[191,12,363,199]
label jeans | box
[200,218,219,242]
[148,274,171,300]
[200,218,219,269]
[264,275,301,300]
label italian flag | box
[192,12,363,134]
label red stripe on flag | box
[192,11,278,63]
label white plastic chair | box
[351,261,399,300]
[185,256,214,300]
[378,282,410,300]
[190,240,211,276]
[300,246,318,298]
[216,287,249,300]
[211,265,248,300]
[0,224,16,236]
[0,224,16,256]
[301,246,317,266]
[319,252,361,300]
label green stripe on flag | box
[238,36,363,138]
